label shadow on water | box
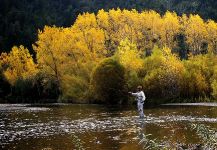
[0,103,217,149]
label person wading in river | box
[129,85,146,119]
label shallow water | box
[0,104,217,149]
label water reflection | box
[0,104,217,149]
[137,119,145,141]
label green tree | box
[90,58,127,104]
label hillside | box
[0,0,217,52]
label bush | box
[90,58,127,104]
[211,66,217,100]
[211,80,217,100]
[61,74,89,103]
[0,72,10,101]
[181,54,213,99]
[142,46,184,101]
[126,70,143,91]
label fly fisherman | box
[129,85,146,119]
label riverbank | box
[162,103,217,107]
[0,95,216,106]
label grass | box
[191,124,217,149]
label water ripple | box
[1,113,217,146]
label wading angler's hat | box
[137,85,143,90]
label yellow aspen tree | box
[104,8,124,52]
[180,14,188,32]
[2,46,38,86]
[34,15,107,100]
[184,14,208,55]
[207,20,217,54]
[97,9,141,53]
[119,10,140,43]
[60,26,105,80]
[139,11,163,52]
[33,26,64,92]
[97,9,109,31]
[116,39,143,71]
[72,12,106,60]
[161,11,181,49]
[97,9,113,54]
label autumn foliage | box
[1,9,217,103]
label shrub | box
[61,74,89,103]
[211,66,217,100]
[143,46,184,101]
[211,80,217,100]
[181,54,214,99]
[90,58,127,104]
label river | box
[0,103,217,149]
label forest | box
[1,0,217,53]
[2,2,217,150]
[1,9,217,104]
